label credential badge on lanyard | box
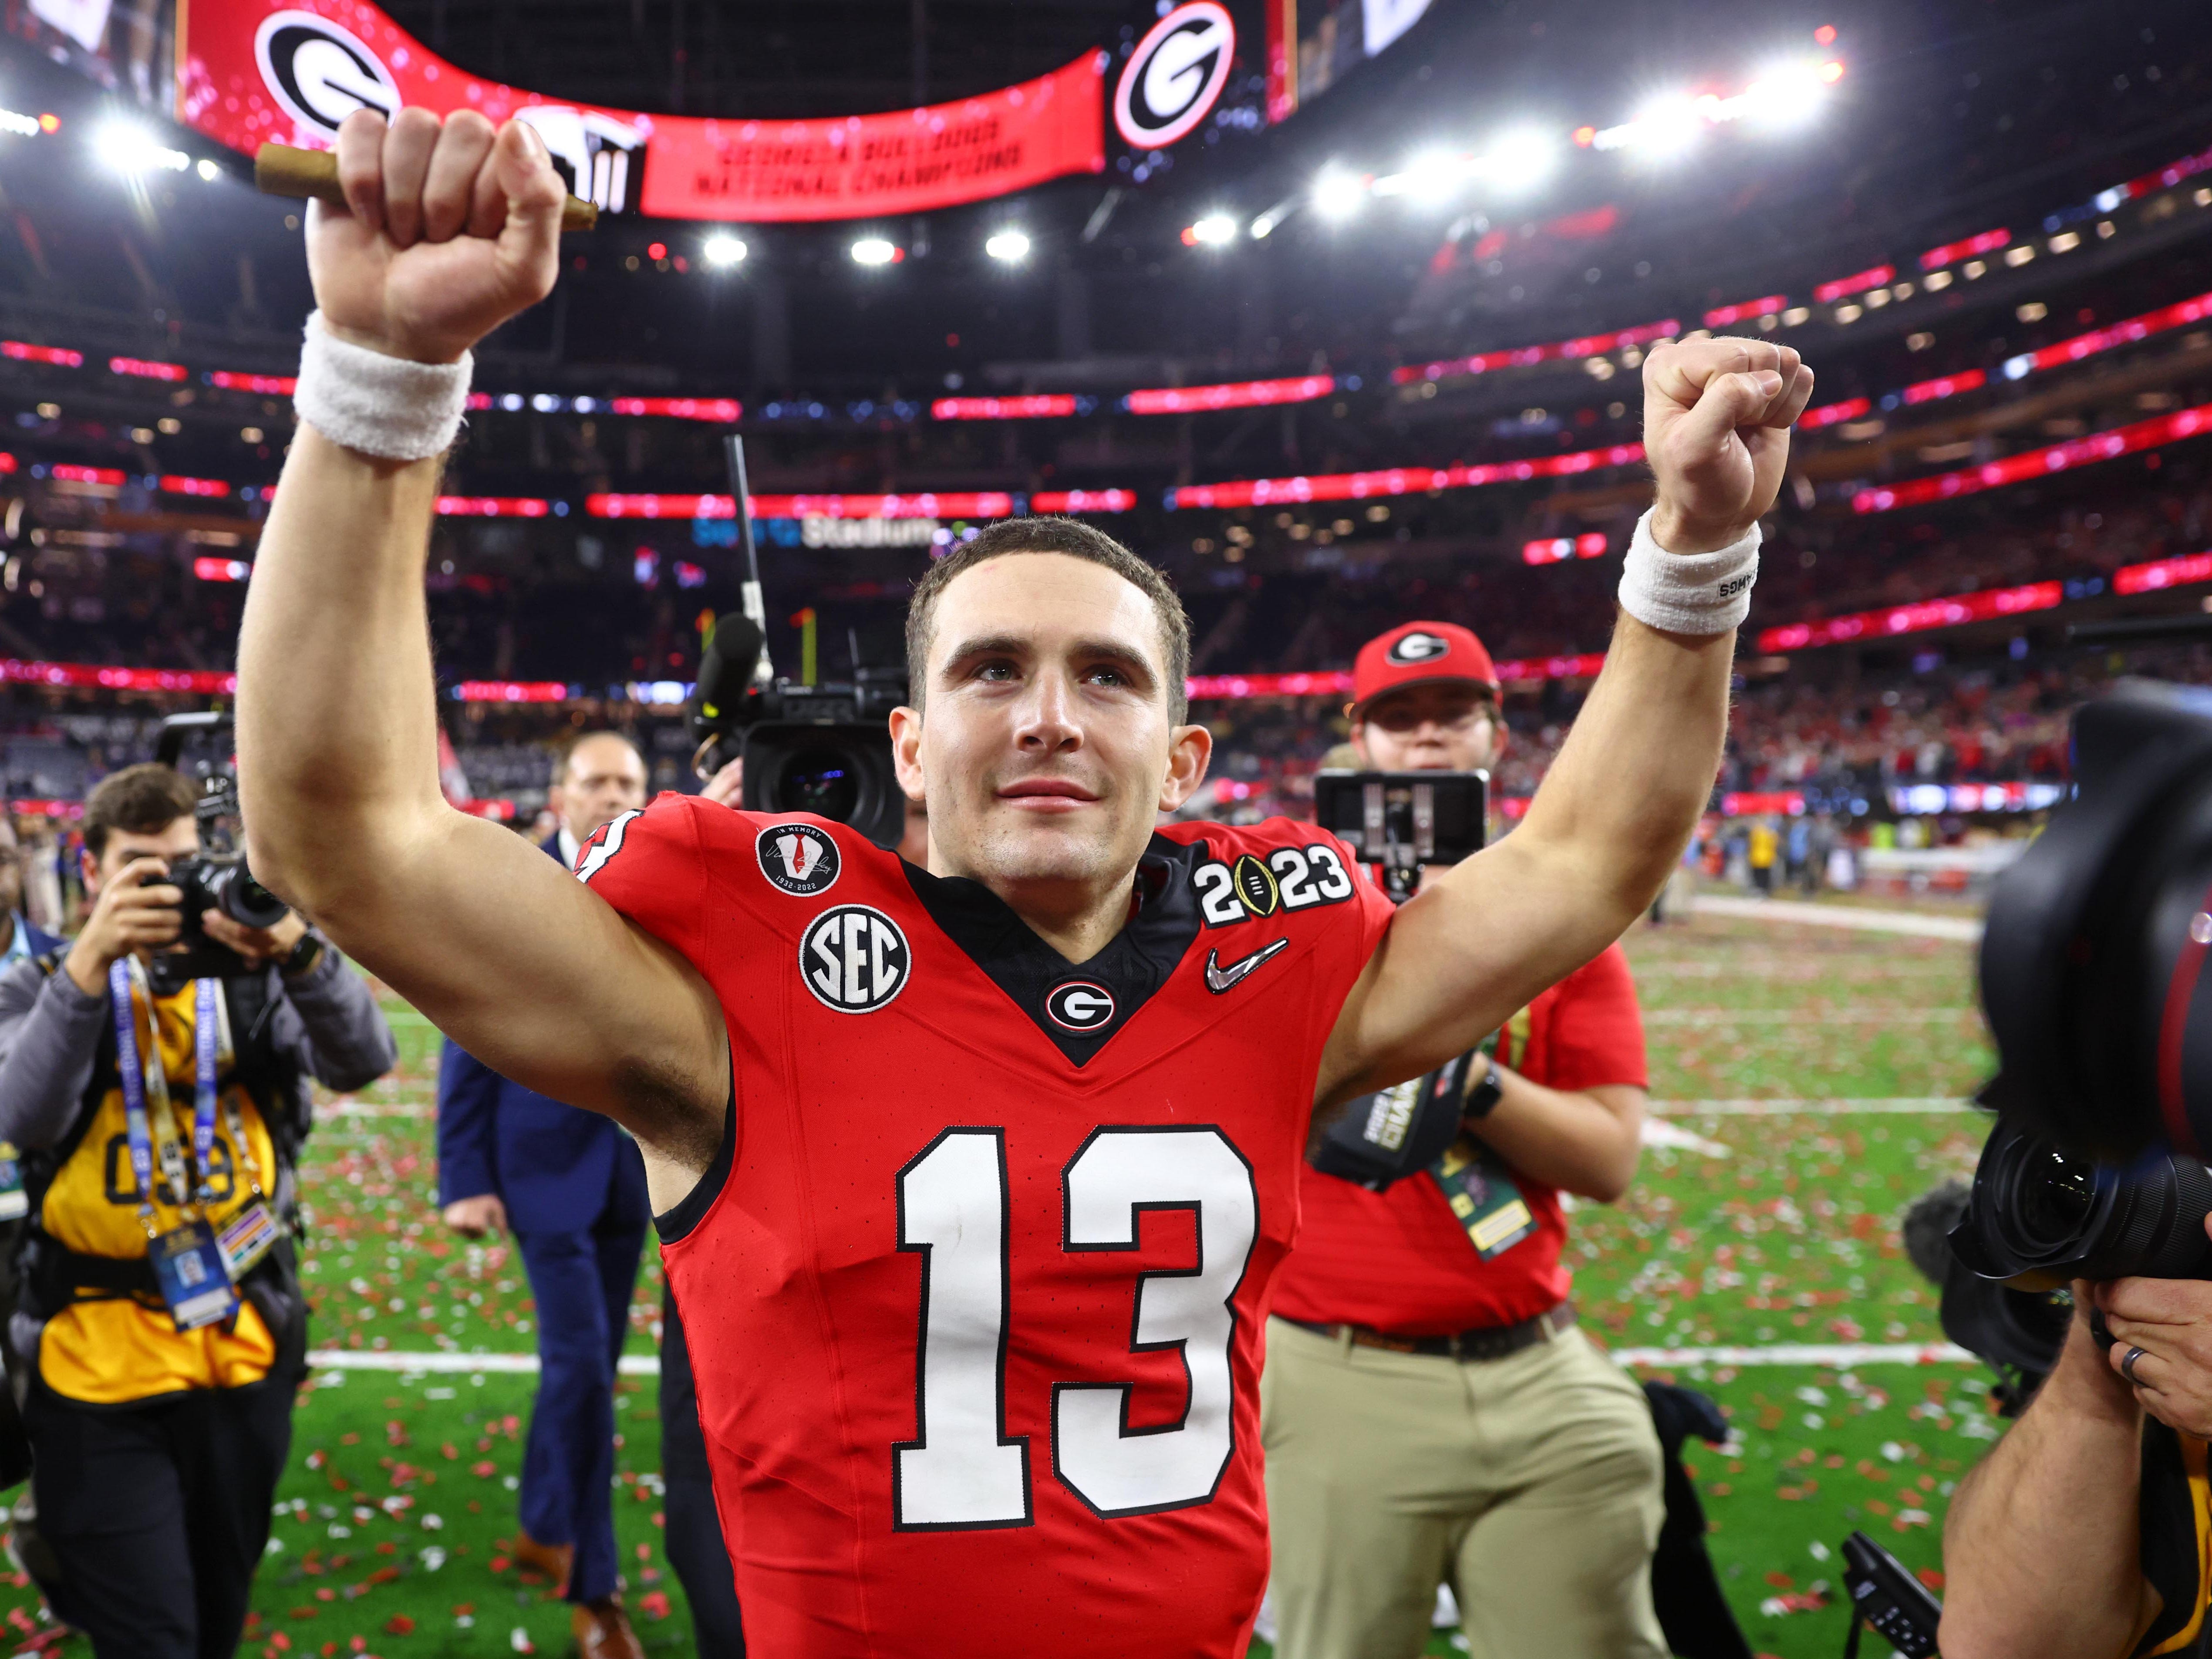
[110,958,238,1331]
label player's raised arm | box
[1318,334,1814,1105]
[236,108,726,1193]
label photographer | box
[0,762,394,1658]
[1264,621,1666,1659]
[1940,1268,2212,1659]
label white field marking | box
[1632,960,1969,977]
[323,1102,435,1119]
[1691,895,1983,941]
[1608,1341,1977,1368]
[1641,1006,1976,1025]
[1652,1097,1978,1116]
[309,1341,1981,1376]
[1640,1119,1731,1157]
[306,1349,662,1377]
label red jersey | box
[1270,944,1647,1335]
[580,796,1393,1657]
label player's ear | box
[1159,722,1212,813]
[890,705,925,799]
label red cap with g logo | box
[1350,621,1499,717]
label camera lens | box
[2015,1148,2097,1248]
[774,748,862,824]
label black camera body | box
[145,713,287,992]
[687,615,912,851]
[1946,681,2212,1375]
[728,677,910,851]
[1311,769,1488,904]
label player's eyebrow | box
[937,632,1159,690]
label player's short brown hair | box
[82,763,199,859]
[906,517,1191,722]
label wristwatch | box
[280,931,324,979]
[1464,1059,1504,1120]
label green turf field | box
[1,907,2000,1659]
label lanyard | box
[108,958,227,1224]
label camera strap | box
[109,957,245,1329]
[109,958,224,1222]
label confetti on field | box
[0,910,1993,1659]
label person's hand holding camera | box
[2095,1232,2212,1439]
[200,908,308,970]
[63,857,185,995]
[698,757,744,809]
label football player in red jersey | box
[235,110,1814,1657]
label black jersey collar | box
[901,834,1204,1067]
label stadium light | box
[1394,150,1467,201]
[194,157,220,182]
[1740,61,1831,126]
[985,229,1031,263]
[1628,98,1703,158]
[851,237,903,266]
[703,233,748,267]
[1312,169,1366,220]
[1483,128,1556,189]
[97,121,189,175]
[1182,214,1238,247]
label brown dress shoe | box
[509,1530,574,1598]
[572,1597,646,1659]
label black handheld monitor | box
[1311,769,1488,902]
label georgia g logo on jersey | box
[801,906,910,1014]
[1045,981,1117,1032]
[1385,631,1453,666]
[757,823,841,896]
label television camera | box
[685,438,910,848]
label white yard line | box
[1691,895,1983,941]
[1606,1340,1976,1369]
[1652,1097,1977,1116]
[1641,1007,1976,1024]
[1640,1119,1732,1157]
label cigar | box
[253,142,600,233]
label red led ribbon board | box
[176,2,1105,222]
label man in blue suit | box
[437,732,650,1659]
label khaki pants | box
[1261,1315,1667,1659]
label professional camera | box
[688,612,911,849]
[147,712,288,991]
[1948,679,2212,1339]
[1311,769,1489,904]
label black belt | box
[1281,1302,1575,1362]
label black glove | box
[1310,1052,1478,1191]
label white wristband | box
[293,311,472,462]
[1616,509,1761,635]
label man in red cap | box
[1261,620,1665,1659]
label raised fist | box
[307,107,566,367]
[1642,333,1816,554]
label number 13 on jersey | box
[892,1125,1259,1529]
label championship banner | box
[173,0,1106,221]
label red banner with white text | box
[175,1,1106,221]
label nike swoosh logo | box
[1205,937,1289,994]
